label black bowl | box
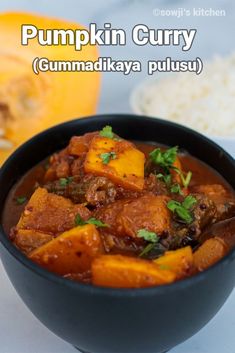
[0,115,235,353]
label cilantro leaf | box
[156,173,172,186]
[86,217,108,228]
[163,146,178,165]
[75,214,86,226]
[170,183,183,195]
[137,229,159,243]
[167,196,197,224]
[59,177,73,187]
[100,152,117,165]
[167,200,181,212]
[99,125,114,139]
[16,196,27,205]
[182,195,197,209]
[75,214,108,228]
[175,206,193,224]
[150,146,178,170]
[150,147,192,189]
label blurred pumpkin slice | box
[0,51,49,147]
[0,12,100,165]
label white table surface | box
[0,1,235,352]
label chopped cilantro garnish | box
[180,171,192,188]
[86,218,108,228]
[156,173,172,186]
[75,214,108,228]
[151,146,193,189]
[99,125,114,139]
[75,214,86,226]
[182,195,197,209]
[171,167,193,188]
[100,151,117,165]
[16,196,27,205]
[167,195,197,224]
[171,203,193,223]
[59,177,73,187]
[137,229,159,243]
[170,183,183,195]
[150,146,178,172]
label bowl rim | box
[0,113,235,297]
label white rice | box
[136,53,235,137]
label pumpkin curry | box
[3,126,235,288]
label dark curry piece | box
[3,126,235,288]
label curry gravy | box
[3,142,233,235]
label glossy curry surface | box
[3,127,235,288]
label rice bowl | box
[130,54,235,156]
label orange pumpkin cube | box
[92,255,176,288]
[154,246,194,279]
[17,187,91,236]
[193,237,228,271]
[84,136,145,191]
[30,224,103,275]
